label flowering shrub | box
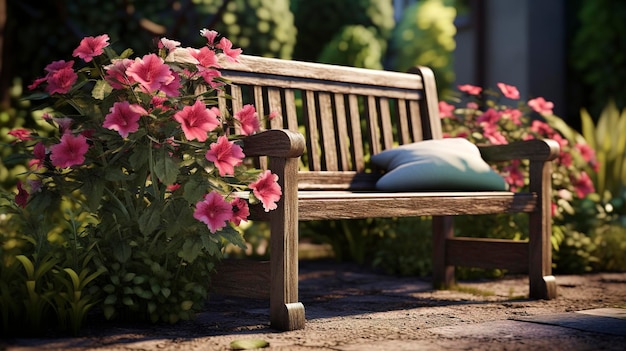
[440,83,597,206]
[439,83,600,271]
[2,30,281,329]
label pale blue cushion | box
[370,138,508,191]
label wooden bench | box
[214,55,560,331]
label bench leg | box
[528,160,557,300]
[269,157,305,330]
[432,215,455,289]
[528,204,557,299]
[528,212,557,299]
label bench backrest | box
[219,55,442,190]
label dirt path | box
[3,260,626,350]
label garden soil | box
[2,259,626,351]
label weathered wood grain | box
[214,54,560,331]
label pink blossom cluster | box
[439,83,598,204]
[11,30,281,234]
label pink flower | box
[15,180,28,208]
[8,128,32,141]
[438,101,455,119]
[249,170,282,212]
[159,71,181,97]
[458,84,482,95]
[53,117,73,133]
[529,120,554,137]
[50,133,89,168]
[200,29,219,46]
[150,96,171,112]
[198,69,223,88]
[576,143,596,163]
[158,37,181,51]
[572,171,595,199]
[104,58,134,89]
[477,108,501,124]
[502,108,523,125]
[192,47,220,68]
[482,123,508,145]
[268,111,279,120]
[46,66,77,95]
[217,37,242,62]
[72,34,110,62]
[466,102,479,110]
[45,60,75,73]
[497,82,520,100]
[28,77,47,91]
[126,54,175,93]
[575,142,598,171]
[28,142,47,170]
[230,197,250,226]
[205,135,245,176]
[193,191,233,233]
[173,100,220,142]
[528,97,554,116]
[103,101,147,138]
[503,160,524,191]
[166,183,181,192]
[559,151,573,168]
[234,104,260,135]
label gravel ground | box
[2,260,626,351]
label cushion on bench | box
[370,138,508,192]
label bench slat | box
[319,92,339,171]
[366,96,382,155]
[446,238,529,272]
[222,55,425,90]
[284,89,299,130]
[297,191,537,220]
[303,90,322,171]
[348,95,366,171]
[408,99,424,141]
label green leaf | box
[119,48,134,59]
[113,241,132,263]
[81,177,105,212]
[181,300,194,311]
[138,204,161,236]
[92,79,112,100]
[153,155,178,185]
[22,92,50,101]
[580,108,596,149]
[15,255,35,279]
[178,238,202,263]
[103,305,116,320]
[123,272,136,282]
[230,339,269,350]
[63,268,81,291]
[183,176,209,203]
[129,144,150,170]
[104,295,117,305]
[164,200,196,237]
[219,226,247,250]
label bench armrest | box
[478,139,560,163]
[242,129,305,158]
